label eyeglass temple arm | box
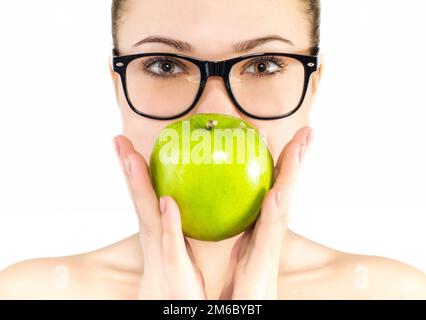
[111,48,120,70]
[312,46,321,68]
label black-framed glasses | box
[111,46,319,120]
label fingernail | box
[113,136,120,157]
[123,155,132,176]
[298,143,306,163]
[159,197,167,214]
[275,190,281,206]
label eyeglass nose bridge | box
[204,61,227,79]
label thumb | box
[219,233,247,299]
[160,196,188,266]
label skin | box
[1,0,425,299]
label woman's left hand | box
[219,126,314,300]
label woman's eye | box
[243,58,285,77]
[145,59,184,77]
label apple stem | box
[205,120,218,130]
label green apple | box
[149,113,274,241]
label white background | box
[0,1,425,272]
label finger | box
[273,127,313,219]
[219,233,246,299]
[184,238,196,262]
[228,232,248,271]
[183,237,204,276]
[274,126,313,185]
[246,188,283,276]
[160,196,195,286]
[253,188,283,244]
[161,196,193,274]
[184,238,206,290]
[113,135,162,244]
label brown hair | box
[111,0,321,55]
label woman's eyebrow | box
[131,35,294,53]
[233,35,294,53]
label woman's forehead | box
[117,0,311,55]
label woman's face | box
[110,0,323,164]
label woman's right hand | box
[113,135,207,300]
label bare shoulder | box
[280,232,426,299]
[0,255,88,299]
[0,234,142,299]
[333,252,426,299]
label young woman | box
[1,0,425,299]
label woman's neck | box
[187,234,241,298]
[186,229,301,299]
